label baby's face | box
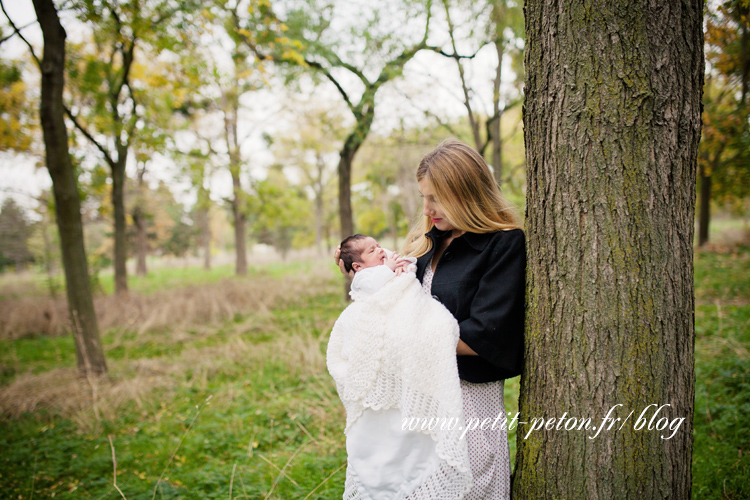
[357,237,386,270]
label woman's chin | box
[434,221,454,232]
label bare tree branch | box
[64,105,115,167]
[441,0,480,149]
[304,59,357,114]
[0,19,37,46]
[0,0,41,66]
[424,44,485,60]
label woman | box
[337,139,525,499]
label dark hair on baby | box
[340,234,369,273]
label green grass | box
[692,246,750,500]
[693,299,750,498]
[0,335,77,385]
[695,245,750,302]
[0,248,748,498]
[0,266,348,499]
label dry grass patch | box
[0,325,334,432]
[0,268,336,340]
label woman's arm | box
[457,230,526,373]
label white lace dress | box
[422,263,511,500]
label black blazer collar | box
[425,225,494,251]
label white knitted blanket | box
[327,273,472,499]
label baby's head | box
[340,234,385,273]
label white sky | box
[0,0,520,218]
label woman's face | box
[418,178,456,232]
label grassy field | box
[0,247,748,499]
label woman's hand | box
[457,339,479,356]
[334,245,354,277]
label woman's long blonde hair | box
[402,139,522,258]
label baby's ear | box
[352,262,362,272]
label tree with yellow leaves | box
[699,0,750,245]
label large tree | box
[65,0,198,294]
[698,0,750,245]
[2,0,107,376]
[240,0,432,241]
[514,0,703,498]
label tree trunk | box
[739,4,749,106]
[491,40,503,186]
[133,207,148,276]
[338,130,367,299]
[111,155,128,294]
[231,172,247,276]
[338,146,355,239]
[314,155,325,256]
[42,210,57,298]
[134,165,147,276]
[514,1,703,498]
[197,205,211,270]
[324,223,331,255]
[396,135,419,221]
[33,0,107,376]
[223,87,247,276]
[315,190,324,256]
[698,164,711,247]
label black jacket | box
[416,226,526,383]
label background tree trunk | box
[133,206,148,276]
[223,91,247,277]
[514,1,703,498]
[491,40,503,186]
[231,169,247,276]
[134,163,148,276]
[337,144,356,240]
[33,0,107,376]
[698,163,712,247]
[112,155,128,294]
[338,124,370,298]
[41,209,57,298]
[197,205,211,270]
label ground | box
[0,242,748,499]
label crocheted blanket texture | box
[327,273,473,499]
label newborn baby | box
[329,234,471,499]
[338,234,417,300]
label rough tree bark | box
[32,0,107,376]
[514,1,703,498]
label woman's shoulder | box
[490,227,524,238]
[493,227,525,244]
[463,227,525,253]
[490,228,525,253]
